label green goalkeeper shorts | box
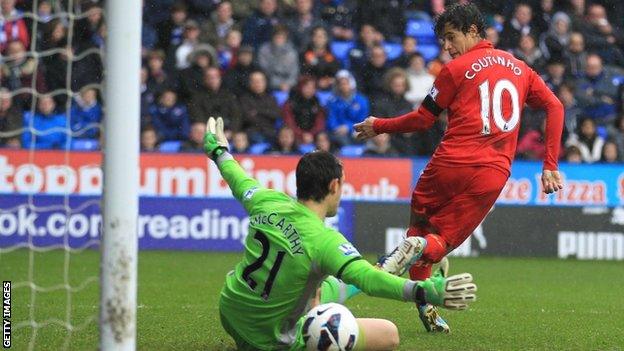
[219,310,307,351]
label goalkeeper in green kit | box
[205,117,477,350]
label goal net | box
[0,1,140,350]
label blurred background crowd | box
[1,0,624,163]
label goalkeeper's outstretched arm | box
[204,117,260,203]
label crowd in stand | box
[1,0,624,163]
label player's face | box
[440,23,480,59]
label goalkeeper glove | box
[203,117,230,160]
[414,273,477,310]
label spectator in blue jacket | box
[71,87,102,139]
[149,89,190,142]
[326,69,369,146]
[22,95,67,149]
[574,54,619,126]
[241,0,280,49]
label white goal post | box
[100,0,141,350]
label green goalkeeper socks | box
[320,276,362,304]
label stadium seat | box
[159,140,182,152]
[419,44,440,62]
[272,90,289,107]
[383,42,403,61]
[339,144,365,157]
[315,91,333,107]
[330,41,355,68]
[299,143,315,154]
[249,142,271,155]
[71,138,99,151]
[406,19,437,44]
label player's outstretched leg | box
[417,256,451,333]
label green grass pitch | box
[1,250,623,350]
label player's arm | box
[525,71,565,194]
[354,66,457,139]
[203,117,260,202]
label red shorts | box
[408,164,508,249]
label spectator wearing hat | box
[325,69,369,146]
[539,11,571,61]
[257,25,299,92]
[175,19,203,69]
[176,45,218,102]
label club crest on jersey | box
[429,86,439,100]
[339,243,360,257]
[243,187,259,201]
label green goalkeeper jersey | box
[217,156,415,350]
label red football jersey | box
[374,40,564,176]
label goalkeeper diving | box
[206,117,477,350]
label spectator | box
[73,3,103,53]
[533,0,556,34]
[1,40,47,108]
[512,34,547,73]
[600,140,620,162]
[354,0,405,42]
[348,24,381,79]
[222,45,259,96]
[564,144,582,163]
[300,26,340,91]
[427,50,451,77]
[177,46,218,102]
[230,130,250,154]
[541,57,566,92]
[357,45,388,99]
[180,121,206,152]
[282,75,325,144]
[140,66,155,126]
[608,115,624,159]
[70,87,102,139]
[40,19,69,106]
[500,3,536,50]
[175,19,203,69]
[0,0,29,53]
[188,67,241,132]
[266,125,300,155]
[140,125,159,152]
[405,53,435,108]
[486,26,500,48]
[199,1,241,48]
[313,131,336,153]
[565,117,605,163]
[146,50,174,95]
[284,0,324,51]
[241,0,281,49]
[257,25,299,92]
[563,32,587,79]
[578,3,624,66]
[149,89,190,141]
[557,81,583,136]
[325,69,369,146]
[574,54,619,125]
[539,11,571,61]
[393,36,419,68]
[363,133,399,157]
[314,0,355,41]
[22,95,67,149]
[218,29,242,70]
[239,70,282,142]
[516,120,547,160]
[0,88,21,147]
[157,2,188,53]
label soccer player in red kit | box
[355,3,565,333]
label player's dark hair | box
[296,151,343,202]
[434,3,486,39]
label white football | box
[303,303,359,351]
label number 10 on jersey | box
[478,79,520,135]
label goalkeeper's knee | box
[421,234,447,263]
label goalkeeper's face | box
[327,174,345,217]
